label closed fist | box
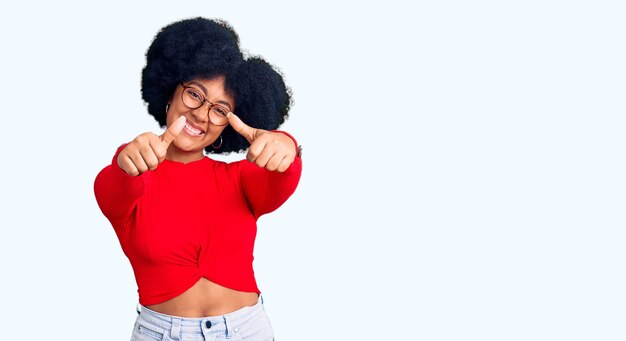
[228,113,296,172]
[117,116,186,176]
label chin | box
[174,139,206,152]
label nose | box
[191,101,210,123]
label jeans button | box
[205,321,212,328]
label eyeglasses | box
[180,83,232,126]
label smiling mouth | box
[183,122,205,137]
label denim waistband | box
[135,294,264,338]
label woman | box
[94,17,302,341]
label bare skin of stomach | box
[145,277,260,317]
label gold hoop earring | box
[212,136,223,149]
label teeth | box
[185,123,204,136]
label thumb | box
[227,113,257,143]
[160,116,186,146]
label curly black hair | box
[141,17,293,154]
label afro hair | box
[141,17,293,154]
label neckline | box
[162,156,211,167]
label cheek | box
[208,125,228,135]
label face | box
[165,76,235,163]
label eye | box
[213,106,228,116]
[186,88,203,102]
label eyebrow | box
[187,81,233,110]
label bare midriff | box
[145,278,260,317]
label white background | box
[0,1,624,340]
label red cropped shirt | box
[94,138,302,305]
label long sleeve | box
[239,132,302,219]
[94,144,151,232]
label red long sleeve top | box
[94,139,302,306]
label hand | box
[228,113,296,172]
[116,116,187,176]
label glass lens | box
[182,88,203,109]
[209,105,229,125]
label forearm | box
[94,144,149,225]
[241,150,302,219]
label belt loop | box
[170,317,181,340]
[260,294,264,305]
[136,302,141,315]
[223,316,232,339]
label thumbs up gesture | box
[117,116,187,176]
[228,113,297,173]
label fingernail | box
[227,112,232,118]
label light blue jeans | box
[131,295,274,341]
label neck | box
[165,148,204,164]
